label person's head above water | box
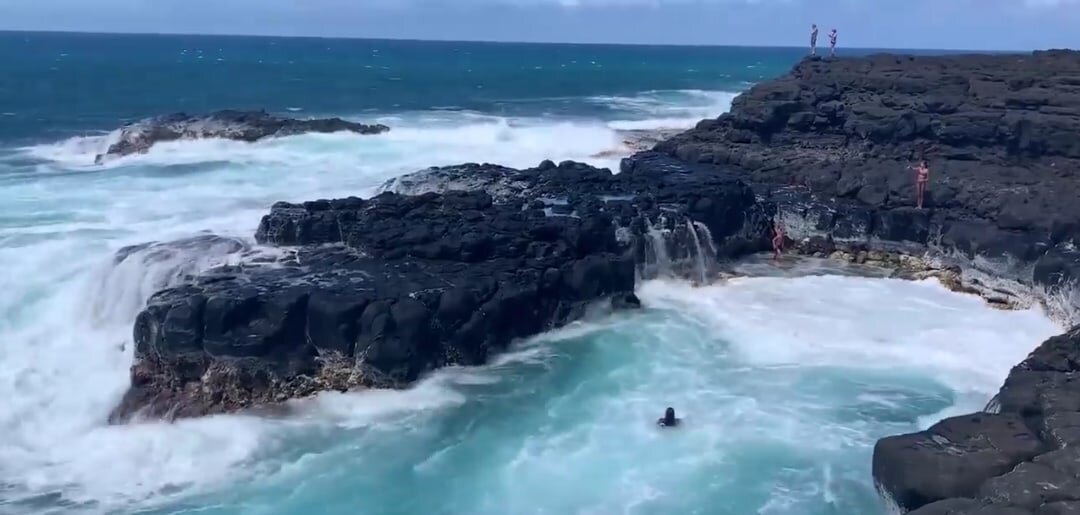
[659,407,679,427]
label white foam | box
[0,91,1060,513]
[637,276,1061,413]
[0,234,262,510]
[601,89,738,131]
[20,114,628,173]
[0,105,642,511]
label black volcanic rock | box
[94,110,389,163]
[873,413,1045,511]
[870,328,1080,514]
[652,51,1080,316]
[612,50,1080,514]
[112,160,766,421]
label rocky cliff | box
[656,50,1080,321]
[650,50,1080,514]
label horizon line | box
[0,28,1041,54]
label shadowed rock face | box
[111,160,766,422]
[94,110,389,163]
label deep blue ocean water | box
[0,32,1060,515]
[0,32,795,144]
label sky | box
[0,0,1078,50]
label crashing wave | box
[93,110,389,164]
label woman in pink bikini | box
[912,161,930,209]
[772,220,785,260]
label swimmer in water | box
[657,407,681,427]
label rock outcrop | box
[111,160,767,421]
[94,110,389,163]
[639,50,1080,514]
[655,50,1080,321]
[113,49,1080,514]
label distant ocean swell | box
[15,89,739,171]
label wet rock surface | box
[94,109,389,163]
[112,160,767,421]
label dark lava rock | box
[909,499,1034,515]
[873,413,1045,511]
[907,499,981,515]
[1034,446,1080,479]
[1037,502,1080,515]
[977,462,1080,509]
[112,160,765,421]
[652,50,1080,309]
[94,110,389,163]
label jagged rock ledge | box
[645,49,1080,514]
[94,110,389,163]
[111,159,768,421]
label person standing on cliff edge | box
[829,29,838,57]
[810,24,819,56]
[912,161,930,209]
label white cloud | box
[1025,0,1080,6]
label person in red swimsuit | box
[912,161,930,209]
[772,219,785,260]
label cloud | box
[1025,0,1080,6]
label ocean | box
[0,32,1061,515]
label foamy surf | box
[0,83,1060,515]
[0,267,1059,514]
[18,115,626,173]
[13,89,739,172]
[599,89,738,131]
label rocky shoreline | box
[645,50,1080,514]
[113,50,1080,513]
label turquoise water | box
[0,32,1062,515]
